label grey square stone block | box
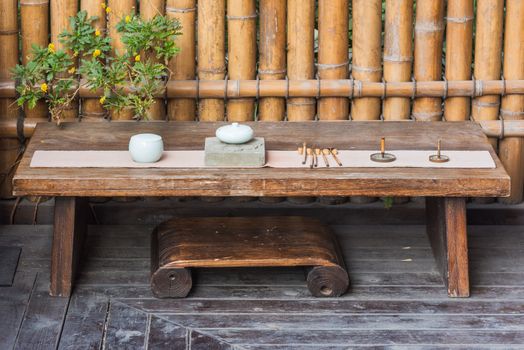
[205,137,266,167]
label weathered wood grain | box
[103,301,148,349]
[51,197,88,297]
[190,329,234,350]
[203,329,524,346]
[0,271,36,349]
[13,122,510,197]
[57,292,108,350]
[0,246,20,286]
[151,216,349,297]
[146,316,188,349]
[14,273,69,349]
[426,197,469,297]
[2,223,524,348]
[125,298,524,315]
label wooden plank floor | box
[1,223,523,349]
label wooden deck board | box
[1,222,524,348]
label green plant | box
[13,11,110,125]
[13,8,181,123]
[13,43,77,125]
[80,12,181,120]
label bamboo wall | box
[1,0,524,204]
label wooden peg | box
[371,137,396,163]
[320,149,330,167]
[329,148,343,166]
[302,143,308,164]
[429,139,450,163]
[307,148,314,168]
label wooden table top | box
[13,121,510,198]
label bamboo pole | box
[472,0,504,145]
[383,0,413,204]
[108,0,136,120]
[225,0,257,202]
[351,0,382,204]
[499,0,524,204]
[50,0,79,121]
[472,0,504,205]
[198,0,226,202]
[20,0,49,121]
[383,0,413,121]
[258,0,286,121]
[286,0,315,121]
[443,0,473,121]
[258,0,288,203]
[166,0,196,121]
[318,0,349,120]
[287,0,318,204]
[141,0,165,19]
[141,0,166,120]
[0,0,19,198]
[226,0,256,122]
[412,0,445,121]
[2,78,524,100]
[80,0,108,122]
[351,0,383,121]
[198,0,226,121]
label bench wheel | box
[307,265,349,297]
[151,268,192,298]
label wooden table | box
[13,121,510,298]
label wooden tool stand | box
[151,216,349,298]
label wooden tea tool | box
[429,139,450,163]
[370,137,397,163]
[307,148,314,168]
[300,142,308,164]
[319,149,330,167]
[329,148,343,166]
[313,147,319,167]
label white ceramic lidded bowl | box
[129,133,164,163]
[215,122,254,144]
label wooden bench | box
[13,121,510,298]
[151,216,349,298]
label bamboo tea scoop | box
[328,148,343,166]
[319,149,330,167]
[307,148,314,168]
[302,142,308,164]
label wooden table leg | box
[426,197,470,298]
[50,197,88,297]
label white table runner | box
[30,150,496,169]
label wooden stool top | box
[155,216,344,269]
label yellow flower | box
[93,49,101,58]
[125,15,131,23]
[95,29,101,37]
[47,43,55,53]
[40,83,48,93]
[105,6,111,14]
[99,96,106,104]
[134,54,141,62]
[101,3,106,9]
[68,67,76,74]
